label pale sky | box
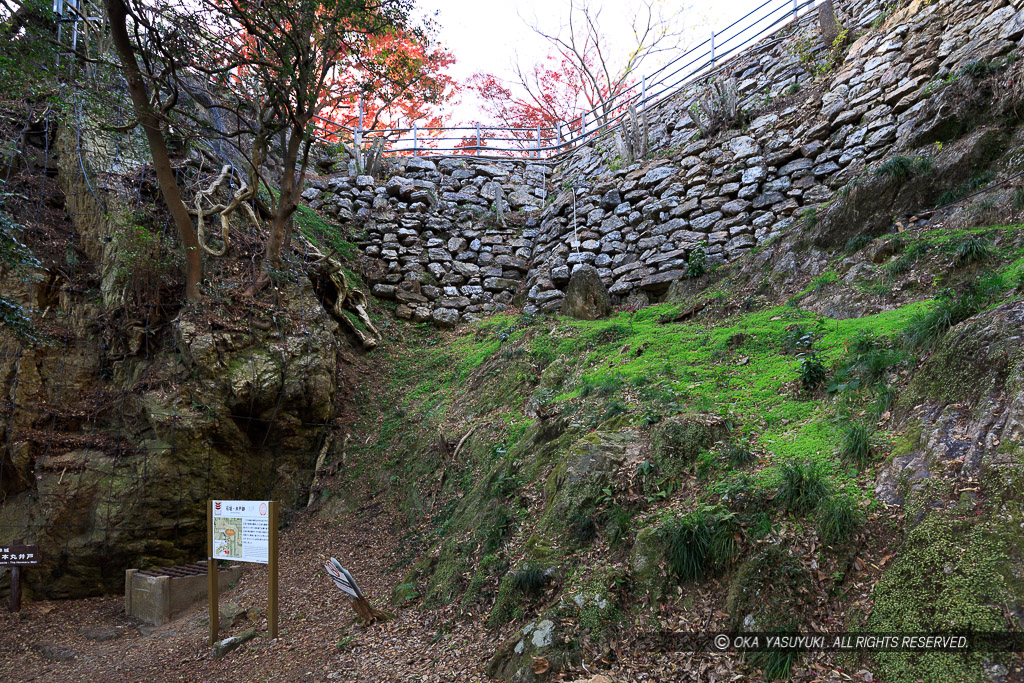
[417,0,774,125]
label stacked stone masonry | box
[306,0,1024,323]
[306,156,550,326]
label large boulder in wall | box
[560,265,610,320]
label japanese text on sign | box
[0,545,39,567]
[211,500,270,564]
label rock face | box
[877,299,1024,506]
[868,299,1024,683]
[559,265,610,320]
[486,619,577,683]
[0,125,345,599]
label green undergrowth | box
[293,200,358,261]
[368,296,949,536]
[345,226,1023,679]
[868,507,1022,682]
[867,224,1024,288]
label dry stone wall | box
[306,157,550,326]
[312,0,1024,323]
[522,0,1024,313]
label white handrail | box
[312,0,819,159]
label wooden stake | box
[8,538,22,612]
[208,502,218,646]
[351,597,387,624]
[268,501,279,640]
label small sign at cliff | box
[324,558,363,599]
[0,544,39,566]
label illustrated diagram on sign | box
[211,500,270,564]
[214,517,243,558]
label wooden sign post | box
[2,539,40,612]
[208,500,279,646]
[324,558,385,623]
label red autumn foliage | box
[466,48,635,151]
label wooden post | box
[208,502,218,646]
[476,123,481,156]
[267,501,279,640]
[8,538,22,612]
[412,123,418,156]
[711,30,716,65]
[355,94,364,152]
[351,596,386,623]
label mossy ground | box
[330,220,1024,681]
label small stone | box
[641,166,674,188]
[79,627,122,642]
[482,277,519,291]
[405,157,437,173]
[431,307,461,328]
[721,199,751,216]
[741,166,767,185]
[33,642,77,661]
[212,628,257,658]
[600,189,622,209]
[219,602,249,631]
[729,136,759,159]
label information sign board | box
[211,500,270,564]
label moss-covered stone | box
[649,414,728,478]
[726,545,813,632]
[537,430,633,536]
[867,508,1020,682]
[486,618,581,683]
[900,299,1024,409]
[422,538,472,608]
[629,525,668,604]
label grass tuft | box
[953,236,993,267]
[875,155,933,182]
[840,422,873,467]
[509,563,549,594]
[661,505,739,582]
[902,282,992,350]
[815,494,864,545]
[844,234,874,254]
[726,445,757,468]
[777,459,830,513]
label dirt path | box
[0,499,901,683]
[0,502,501,682]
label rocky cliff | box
[0,117,352,598]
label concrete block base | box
[126,562,243,625]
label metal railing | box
[315,0,822,160]
[53,0,822,161]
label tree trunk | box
[818,0,844,48]
[265,124,304,267]
[104,0,202,301]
